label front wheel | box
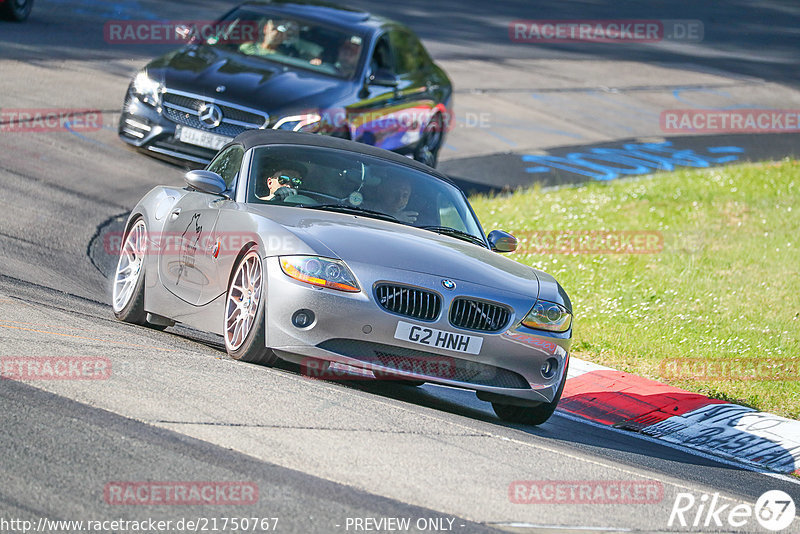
[112,218,148,324]
[1,0,33,21]
[492,360,569,426]
[112,218,168,330]
[224,248,277,366]
[414,114,444,168]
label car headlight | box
[279,256,359,292]
[273,113,321,132]
[521,300,572,332]
[131,72,163,108]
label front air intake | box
[449,298,511,332]
[375,284,441,321]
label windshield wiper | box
[420,226,487,247]
[303,204,399,222]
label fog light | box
[541,358,559,379]
[292,309,315,329]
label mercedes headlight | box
[273,113,321,132]
[131,72,163,108]
[279,256,359,292]
[521,300,572,332]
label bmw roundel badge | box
[442,279,456,290]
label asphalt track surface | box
[1,1,800,533]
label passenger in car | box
[374,178,418,223]
[239,19,296,56]
[334,38,361,76]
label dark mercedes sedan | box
[118,0,453,168]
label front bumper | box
[118,93,446,168]
[262,257,571,404]
[118,94,219,166]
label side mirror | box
[487,230,518,253]
[368,69,399,88]
[175,24,199,43]
[184,170,228,196]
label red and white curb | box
[563,358,800,475]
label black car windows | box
[246,144,484,242]
[216,9,364,79]
[390,29,429,75]
[207,145,244,191]
[370,34,394,75]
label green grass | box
[470,159,800,419]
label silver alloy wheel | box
[225,251,263,351]
[112,219,147,312]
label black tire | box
[414,114,444,168]
[492,360,569,426]
[1,0,33,21]
[224,248,277,366]
[383,378,425,387]
[397,380,425,387]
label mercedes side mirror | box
[175,24,199,43]
[368,69,399,88]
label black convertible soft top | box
[229,129,456,186]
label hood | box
[147,45,354,114]
[249,206,540,298]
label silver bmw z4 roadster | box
[112,130,573,425]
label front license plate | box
[176,125,232,150]
[394,321,483,355]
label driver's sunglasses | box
[276,174,302,187]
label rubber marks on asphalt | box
[642,404,800,475]
[0,320,178,352]
[561,360,800,474]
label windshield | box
[247,145,486,245]
[207,8,364,79]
